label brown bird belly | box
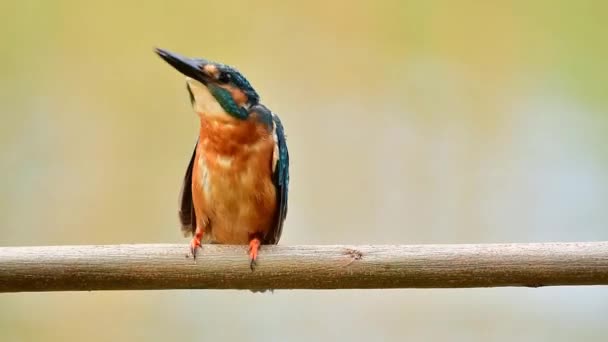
[191,115,277,244]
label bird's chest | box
[192,130,276,243]
[196,147,262,208]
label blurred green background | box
[1,1,608,341]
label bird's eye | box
[218,72,231,84]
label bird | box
[155,48,289,270]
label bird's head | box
[155,48,259,120]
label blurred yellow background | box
[1,1,607,341]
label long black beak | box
[155,48,210,84]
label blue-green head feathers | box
[155,48,259,120]
[214,63,260,106]
[207,63,259,120]
[207,84,249,120]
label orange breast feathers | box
[191,115,278,244]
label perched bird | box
[155,48,289,269]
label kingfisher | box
[155,48,289,270]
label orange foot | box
[190,227,203,259]
[248,238,261,271]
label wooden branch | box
[1,242,607,292]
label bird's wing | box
[267,113,290,244]
[178,139,198,236]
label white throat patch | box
[186,77,228,117]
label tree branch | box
[1,242,607,292]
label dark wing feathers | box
[178,139,197,236]
[267,112,290,244]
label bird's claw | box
[189,237,202,259]
[248,238,261,271]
